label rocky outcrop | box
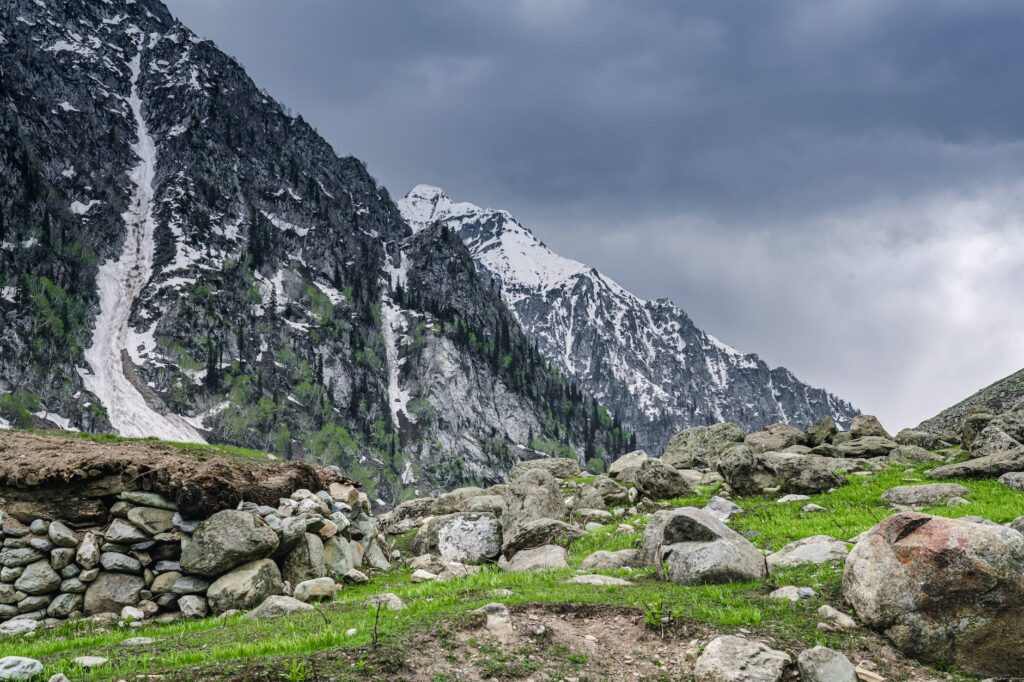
[715,447,851,496]
[917,368,1024,437]
[843,512,1024,677]
[660,423,745,470]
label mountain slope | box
[0,0,628,503]
[399,185,858,452]
[917,368,1024,436]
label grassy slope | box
[6,458,1024,681]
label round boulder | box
[413,513,502,564]
[179,510,279,577]
[83,572,145,615]
[207,559,283,614]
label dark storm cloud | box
[164,0,1024,429]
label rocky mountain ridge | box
[399,185,859,453]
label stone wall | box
[0,482,389,631]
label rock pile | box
[0,481,384,629]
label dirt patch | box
[0,431,354,525]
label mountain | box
[399,185,859,452]
[917,368,1024,436]
[0,0,631,504]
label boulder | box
[569,486,606,511]
[431,487,485,515]
[0,657,43,681]
[323,536,357,579]
[179,510,279,577]
[766,536,848,572]
[104,518,149,544]
[465,495,506,515]
[929,446,1024,479]
[501,518,582,558]
[502,545,569,572]
[961,411,995,451]
[579,549,637,570]
[969,409,1024,458]
[591,476,629,504]
[843,512,1024,677]
[509,458,581,481]
[716,448,846,496]
[244,595,311,619]
[47,521,78,548]
[46,593,83,618]
[694,636,791,682]
[412,513,502,564]
[126,507,176,535]
[607,450,650,484]
[836,436,899,458]
[804,416,838,447]
[13,561,60,595]
[999,472,1024,492]
[850,415,890,439]
[702,496,743,522]
[280,533,325,585]
[207,559,283,614]
[293,577,336,603]
[895,429,943,450]
[797,646,857,682]
[641,507,766,584]
[744,423,807,453]
[83,572,145,615]
[566,574,633,586]
[502,470,566,539]
[365,593,406,611]
[99,552,142,574]
[177,595,208,619]
[887,445,940,464]
[75,532,100,570]
[661,423,745,470]
[634,458,693,500]
[882,483,970,509]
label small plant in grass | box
[284,658,308,682]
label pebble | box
[73,656,108,669]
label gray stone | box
[99,552,142,574]
[850,415,891,439]
[126,507,176,536]
[207,559,283,614]
[702,496,743,522]
[716,448,847,496]
[767,536,848,572]
[579,549,637,570]
[501,518,580,558]
[929,446,1024,479]
[413,513,502,564]
[836,436,899,458]
[607,450,650,484]
[170,576,210,595]
[473,602,512,637]
[0,548,45,569]
[281,533,325,585]
[323,536,357,580]
[73,656,108,669]
[843,512,1024,677]
[75,533,100,570]
[882,483,970,509]
[119,492,177,510]
[465,494,506,515]
[999,472,1024,492]
[641,507,766,585]
[895,429,943,450]
[49,548,74,572]
[17,595,50,613]
[46,522,78,549]
[46,593,82,618]
[797,646,857,682]
[502,470,566,540]
[58,578,86,594]
[179,510,279,577]
[0,657,43,681]
[694,636,791,682]
[430,487,485,515]
[509,458,581,481]
[744,423,807,453]
[177,595,208,619]
[83,572,145,615]
[364,593,406,611]
[661,423,746,470]
[805,416,838,447]
[294,577,336,603]
[0,620,37,637]
[565,574,633,586]
[14,561,60,595]
[243,595,311,619]
[104,518,149,545]
[634,458,693,500]
[502,545,569,572]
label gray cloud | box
[165,0,1024,430]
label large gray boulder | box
[836,436,899,458]
[502,469,566,539]
[969,409,1024,459]
[281,533,325,585]
[660,423,745,470]
[634,458,693,500]
[207,559,283,614]
[894,429,943,450]
[509,458,581,481]
[766,536,848,572]
[431,487,485,515]
[961,410,995,451]
[413,513,502,564]
[716,448,846,496]
[694,636,791,682]
[843,512,1024,677]
[882,483,970,509]
[13,561,60,595]
[797,646,857,682]
[579,549,637,570]
[501,518,581,558]
[323,536,358,579]
[244,594,312,619]
[804,416,838,447]
[0,657,44,681]
[179,510,279,577]
[850,415,891,439]
[744,423,807,453]
[929,446,1024,479]
[641,507,766,584]
[83,572,145,615]
[502,545,569,572]
[607,450,650,484]
[999,472,1024,491]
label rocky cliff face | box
[399,185,859,453]
[917,368,1024,437]
[0,0,628,504]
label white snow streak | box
[381,299,415,427]
[82,47,205,444]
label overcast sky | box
[166,0,1024,431]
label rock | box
[572,508,612,524]
[895,429,943,450]
[998,472,1024,491]
[797,646,857,682]
[46,522,78,548]
[46,593,82,618]
[836,436,899,458]
[120,606,145,622]
[364,593,406,611]
[802,503,826,513]
[322,536,357,580]
[716,448,846,496]
[1011,516,1024,535]
[881,483,970,509]
[177,595,208,619]
[509,458,581,481]
[0,548,45,569]
[121,637,155,646]
[473,602,513,637]
[244,595,312,619]
[817,604,857,631]
[850,415,891,439]
[75,533,100,570]
[502,470,566,539]
[293,577,336,603]
[887,444,940,464]
[843,512,1024,677]
[0,657,43,681]
[777,494,810,503]
[607,450,650,484]
[744,423,807,453]
[104,518,149,545]
[413,513,502,564]
[207,559,283,614]
[502,545,569,572]
[641,507,766,584]
[170,575,210,595]
[501,518,581,558]
[767,535,848,572]
[768,586,802,602]
[634,458,693,500]
[465,495,506,515]
[14,561,60,595]
[591,475,629,504]
[410,569,437,583]
[281,533,325,585]
[431,487,485,515]
[805,416,838,447]
[99,552,142,574]
[0,620,37,637]
[661,423,746,470]
[702,496,742,522]
[693,635,791,682]
[343,569,368,584]
[179,510,279,577]
[961,411,995,451]
[83,572,145,615]
[126,507,176,536]
[119,492,177,510]
[970,409,1024,458]
[565,574,633,586]
[150,571,182,594]
[929,446,1024,479]
[579,549,637,570]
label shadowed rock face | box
[843,512,1024,677]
